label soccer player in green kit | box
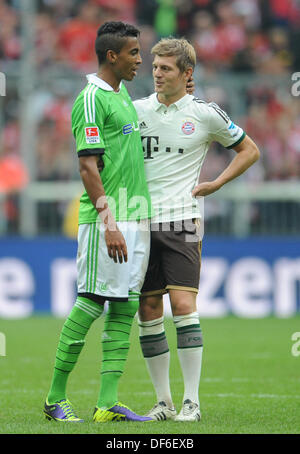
[43,22,154,423]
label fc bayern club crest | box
[182,121,195,135]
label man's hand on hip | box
[192,180,221,197]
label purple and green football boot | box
[44,399,84,422]
[93,402,153,422]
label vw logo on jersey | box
[182,121,195,135]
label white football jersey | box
[133,93,245,223]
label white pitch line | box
[201,393,300,399]
[249,353,273,359]
[203,378,223,382]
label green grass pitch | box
[0,315,299,434]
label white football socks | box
[139,312,203,408]
[174,312,203,406]
[138,316,174,408]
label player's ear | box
[185,67,193,81]
[107,49,118,64]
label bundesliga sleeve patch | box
[85,127,100,144]
[227,121,241,139]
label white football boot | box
[145,401,177,421]
[175,399,201,422]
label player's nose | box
[136,53,142,65]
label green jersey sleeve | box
[71,86,106,157]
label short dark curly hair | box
[95,21,140,65]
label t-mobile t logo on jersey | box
[142,136,159,159]
[141,136,184,159]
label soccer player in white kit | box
[134,38,260,421]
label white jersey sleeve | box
[207,102,245,148]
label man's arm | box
[192,135,260,197]
[79,155,128,263]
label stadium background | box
[0,0,299,318]
[0,0,300,436]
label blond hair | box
[151,38,196,72]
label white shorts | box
[76,220,150,301]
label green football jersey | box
[71,73,153,224]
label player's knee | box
[169,291,197,316]
[172,300,195,316]
[173,312,203,348]
[139,294,163,320]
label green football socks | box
[97,292,139,409]
[47,296,103,404]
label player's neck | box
[96,69,121,92]
[157,89,187,107]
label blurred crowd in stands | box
[0,0,300,233]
